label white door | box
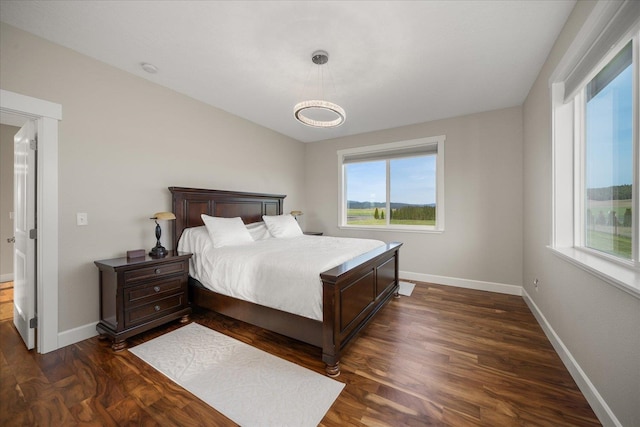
[13,120,36,349]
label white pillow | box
[201,214,254,248]
[262,214,303,238]
[246,221,272,241]
[177,226,211,254]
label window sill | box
[339,225,444,234]
[548,246,640,299]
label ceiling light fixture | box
[294,50,345,128]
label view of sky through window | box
[346,160,385,204]
[586,65,633,189]
[391,156,436,205]
[346,156,436,205]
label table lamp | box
[149,211,176,257]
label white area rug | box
[129,323,344,427]
[398,281,416,296]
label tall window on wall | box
[551,0,639,296]
[338,136,445,232]
[582,42,633,259]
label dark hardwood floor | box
[0,282,600,426]
[0,281,13,321]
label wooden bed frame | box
[170,187,402,376]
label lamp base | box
[149,245,168,258]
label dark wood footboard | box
[170,187,402,376]
[188,241,401,376]
[320,242,402,376]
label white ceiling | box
[0,0,575,143]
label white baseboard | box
[57,322,99,349]
[522,289,620,427]
[0,273,14,283]
[400,271,522,296]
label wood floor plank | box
[68,396,117,427]
[0,284,14,322]
[0,364,35,426]
[0,287,13,303]
[0,281,601,426]
[29,390,78,426]
[106,395,158,426]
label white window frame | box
[550,0,640,299]
[338,135,445,233]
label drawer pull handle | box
[154,305,161,312]
[155,268,161,274]
[153,286,160,293]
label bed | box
[170,187,402,376]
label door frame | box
[1,89,61,353]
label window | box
[551,0,640,297]
[581,42,633,260]
[338,136,445,232]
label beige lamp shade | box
[290,210,303,216]
[152,212,176,221]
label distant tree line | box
[587,184,632,201]
[390,205,436,221]
[348,201,436,209]
[348,201,385,209]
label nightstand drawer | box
[124,276,185,308]
[123,260,187,284]
[125,294,185,327]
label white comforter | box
[180,231,384,321]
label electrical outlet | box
[534,278,539,292]
[77,212,88,226]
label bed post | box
[322,279,340,377]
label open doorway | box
[0,89,61,353]
[0,122,20,322]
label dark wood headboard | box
[169,187,285,250]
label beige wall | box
[0,124,18,281]
[523,1,640,425]
[305,106,523,287]
[0,23,306,331]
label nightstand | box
[94,251,192,351]
[303,231,323,236]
